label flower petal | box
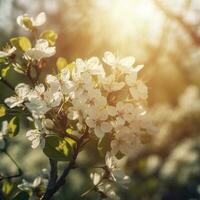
[34,12,46,26]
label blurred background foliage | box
[1,0,200,199]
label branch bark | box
[41,128,89,200]
[46,159,58,190]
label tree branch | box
[154,0,200,45]
[41,127,89,200]
[46,159,58,190]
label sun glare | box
[96,0,157,37]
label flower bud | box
[43,118,54,129]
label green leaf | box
[40,30,58,46]
[10,37,32,52]
[2,180,13,195]
[7,116,20,137]
[43,135,74,161]
[0,104,6,117]
[66,62,75,71]
[1,66,10,78]
[65,137,77,152]
[22,16,33,30]
[13,191,29,200]
[56,57,67,71]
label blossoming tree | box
[0,12,157,200]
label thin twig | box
[0,150,23,181]
[81,172,106,197]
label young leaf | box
[10,37,32,52]
[65,137,77,153]
[22,16,33,30]
[56,57,67,71]
[1,66,10,78]
[43,135,74,161]
[7,116,20,137]
[40,30,58,46]
[2,180,13,195]
[66,62,75,71]
[0,104,6,117]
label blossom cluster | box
[0,12,157,200]
[0,12,55,61]
[5,50,156,155]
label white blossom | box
[130,81,148,101]
[26,118,47,149]
[99,183,120,200]
[90,153,130,199]
[85,88,107,108]
[0,47,16,58]
[100,74,125,92]
[86,107,112,138]
[18,177,42,191]
[25,84,49,116]
[17,12,46,31]
[90,172,120,200]
[25,39,56,60]
[18,168,48,191]
[110,131,142,156]
[46,75,61,92]
[26,82,63,116]
[108,102,142,129]
[103,51,136,73]
[5,83,30,108]
[60,68,73,96]
[75,57,105,76]
[105,152,130,187]
[71,71,93,98]
[26,129,45,149]
[125,70,148,100]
